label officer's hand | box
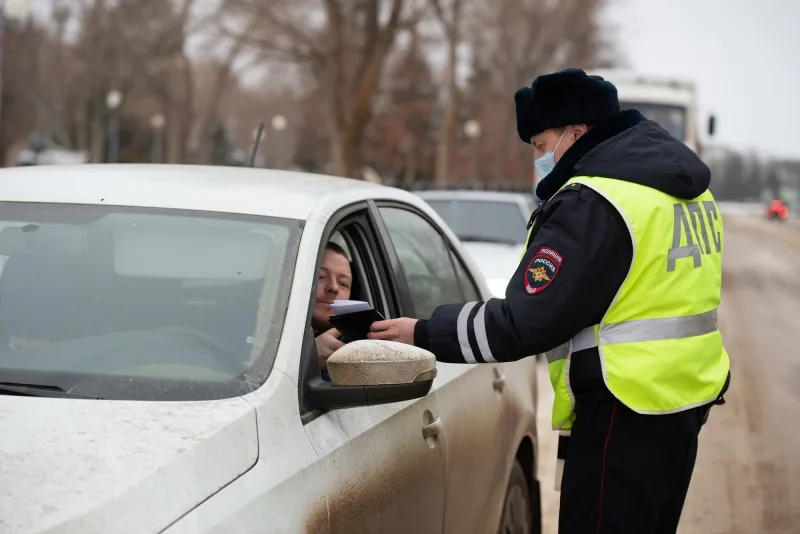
[367,318,418,345]
[316,328,343,370]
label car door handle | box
[422,417,442,439]
[493,368,506,392]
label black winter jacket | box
[413,109,714,396]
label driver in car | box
[312,242,351,380]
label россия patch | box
[523,246,563,294]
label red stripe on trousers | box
[597,403,617,534]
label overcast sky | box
[603,0,800,159]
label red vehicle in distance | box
[766,199,790,221]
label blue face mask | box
[534,128,569,179]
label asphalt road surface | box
[537,213,800,534]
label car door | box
[373,204,517,533]
[300,206,447,534]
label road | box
[536,213,800,534]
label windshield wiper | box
[458,235,522,246]
[0,382,103,400]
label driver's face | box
[312,250,352,331]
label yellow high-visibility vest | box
[532,177,730,431]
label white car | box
[414,190,535,298]
[0,165,541,534]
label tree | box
[2,0,618,175]
[191,11,262,164]
[0,18,48,164]
[364,26,438,185]
[224,0,423,178]
[470,0,615,184]
[429,0,468,185]
[1,0,210,164]
[70,0,205,162]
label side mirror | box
[707,115,716,137]
[327,339,436,386]
[306,340,437,411]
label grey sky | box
[604,0,800,159]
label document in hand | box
[330,300,372,315]
[328,300,385,342]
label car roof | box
[414,189,532,204]
[0,164,413,220]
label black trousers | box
[558,397,709,534]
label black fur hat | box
[515,68,620,143]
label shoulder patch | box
[523,246,563,294]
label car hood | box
[0,395,257,534]
[461,241,524,281]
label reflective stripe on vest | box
[571,309,718,352]
[544,342,575,430]
[542,176,730,429]
[521,225,533,261]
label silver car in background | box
[414,189,535,298]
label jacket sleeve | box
[414,186,632,363]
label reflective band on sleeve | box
[572,326,597,352]
[572,309,718,349]
[545,342,571,364]
[457,302,478,364]
[473,303,497,363]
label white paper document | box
[330,300,372,315]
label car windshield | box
[620,101,687,142]
[424,199,529,245]
[0,202,301,401]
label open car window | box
[301,209,398,395]
[0,202,301,401]
[318,223,389,322]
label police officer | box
[369,68,731,534]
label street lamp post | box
[271,114,287,169]
[150,113,165,163]
[106,90,122,163]
[463,119,481,184]
[398,135,417,189]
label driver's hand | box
[316,328,344,370]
